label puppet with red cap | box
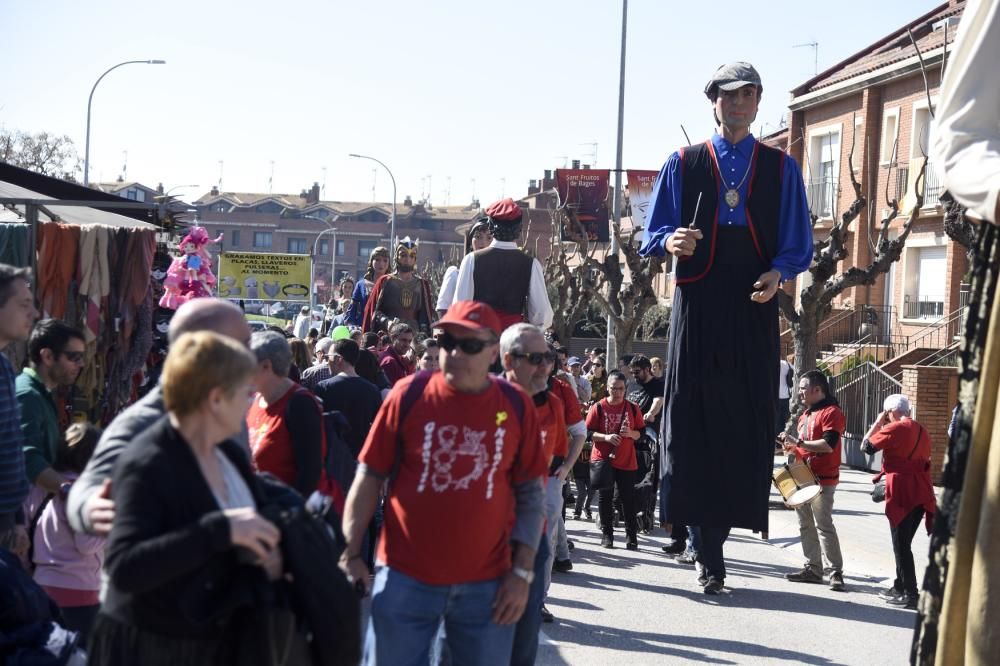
[452,198,553,332]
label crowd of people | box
[0,56,945,666]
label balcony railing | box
[894,165,909,203]
[807,177,839,219]
[903,297,946,319]
[923,162,943,206]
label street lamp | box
[303,214,340,308]
[349,153,396,246]
[84,59,166,186]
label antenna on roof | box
[218,160,224,189]
[321,166,327,197]
[372,168,377,202]
[793,41,819,76]
[268,160,275,194]
[120,150,128,182]
[445,176,451,206]
[579,142,598,167]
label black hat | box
[704,62,763,99]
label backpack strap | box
[389,370,435,484]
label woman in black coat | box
[88,331,282,666]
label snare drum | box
[772,460,821,508]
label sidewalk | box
[535,464,933,664]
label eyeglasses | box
[511,351,557,366]
[439,332,491,355]
[61,351,85,363]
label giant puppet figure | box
[639,62,813,595]
[362,237,435,336]
[453,198,553,332]
[158,226,223,310]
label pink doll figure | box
[158,226,223,309]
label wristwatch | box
[511,566,535,584]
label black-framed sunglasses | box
[439,332,491,355]
[61,351,85,363]
[511,351,557,366]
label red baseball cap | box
[433,300,502,336]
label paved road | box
[537,468,928,665]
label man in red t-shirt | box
[586,371,643,550]
[500,323,566,662]
[340,301,547,665]
[778,370,846,591]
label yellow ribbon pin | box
[496,411,508,426]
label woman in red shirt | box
[862,393,936,609]
[585,371,643,550]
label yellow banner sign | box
[218,252,312,301]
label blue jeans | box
[510,536,549,666]
[365,566,515,666]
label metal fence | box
[831,361,902,471]
[807,177,839,219]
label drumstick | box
[689,192,703,230]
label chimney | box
[528,179,539,196]
[156,182,164,194]
[582,164,591,170]
[571,159,581,169]
[210,185,219,196]
[541,170,555,191]
[306,182,320,205]
[404,194,413,207]
[471,197,480,209]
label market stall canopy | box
[0,161,163,228]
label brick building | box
[192,183,476,304]
[765,0,966,478]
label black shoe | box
[553,558,573,573]
[696,564,708,587]
[540,605,554,623]
[572,512,581,520]
[625,538,638,551]
[585,511,593,520]
[886,592,918,609]
[878,586,903,601]
[785,566,824,584]
[567,539,575,551]
[703,578,724,595]
[601,535,614,548]
[661,541,686,555]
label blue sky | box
[0,0,942,206]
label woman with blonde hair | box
[345,246,390,326]
[88,331,281,665]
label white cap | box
[883,394,911,415]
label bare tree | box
[0,128,81,181]
[778,122,929,385]
[549,207,665,355]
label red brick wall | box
[900,364,958,482]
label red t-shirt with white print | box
[358,372,547,585]
[585,398,640,471]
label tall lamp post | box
[303,215,340,308]
[349,153,396,246]
[84,59,166,186]
[607,0,628,363]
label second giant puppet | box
[362,237,435,335]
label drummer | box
[777,370,846,592]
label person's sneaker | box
[829,572,846,591]
[572,512,581,521]
[540,605,555,623]
[661,540,686,555]
[703,578,724,595]
[553,558,573,573]
[878,586,904,601]
[625,538,638,551]
[886,592,918,609]
[567,539,575,551]
[585,510,593,521]
[601,535,614,548]
[696,564,708,587]
[785,566,824,584]
[675,550,698,565]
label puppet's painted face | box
[182,242,197,254]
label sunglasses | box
[397,249,418,258]
[61,351,85,363]
[439,332,491,355]
[512,351,557,366]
